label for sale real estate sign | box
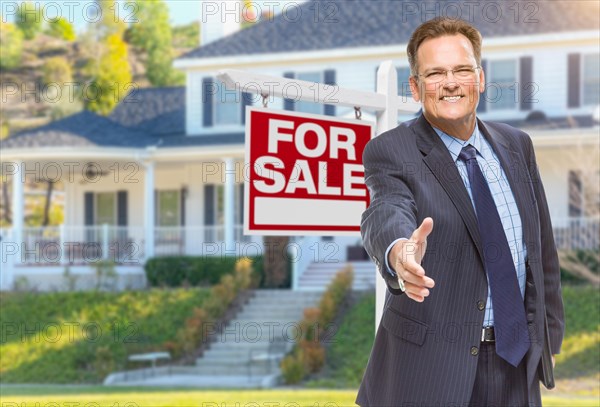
[245,107,373,235]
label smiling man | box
[356,17,564,407]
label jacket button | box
[477,300,485,311]
[471,346,479,356]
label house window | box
[583,53,600,106]
[295,72,323,114]
[215,82,241,125]
[157,190,180,226]
[397,66,412,98]
[214,184,244,224]
[95,192,116,225]
[487,60,517,111]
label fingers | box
[411,217,434,244]
[403,280,432,301]
[395,257,435,303]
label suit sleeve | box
[361,135,419,295]
[524,135,565,355]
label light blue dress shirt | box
[385,123,527,327]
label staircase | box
[105,289,322,388]
[192,289,322,385]
[297,261,375,291]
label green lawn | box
[0,288,210,383]
[0,386,598,407]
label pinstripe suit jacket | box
[356,114,565,407]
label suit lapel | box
[412,115,484,264]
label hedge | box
[145,255,291,288]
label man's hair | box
[407,17,483,77]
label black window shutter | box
[324,69,336,116]
[202,77,214,127]
[241,91,252,124]
[180,188,186,226]
[477,59,488,113]
[283,72,295,111]
[117,191,128,226]
[520,56,534,111]
[204,185,215,225]
[84,192,94,225]
[568,53,581,108]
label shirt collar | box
[432,122,482,162]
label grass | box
[0,288,210,383]
[308,284,599,394]
[554,285,600,379]
[0,386,598,407]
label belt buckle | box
[481,326,494,342]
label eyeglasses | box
[416,66,481,83]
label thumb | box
[412,217,434,243]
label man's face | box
[409,34,485,134]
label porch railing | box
[2,218,597,266]
[5,224,251,265]
[552,217,600,250]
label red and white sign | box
[245,107,373,235]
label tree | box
[47,17,76,41]
[15,2,43,40]
[0,21,24,70]
[96,0,126,39]
[43,57,83,119]
[126,0,183,86]
[172,22,200,49]
[85,34,132,115]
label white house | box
[1,0,598,291]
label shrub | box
[16,2,42,40]
[144,255,284,289]
[47,17,76,41]
[281,266,354,383]
[281,350,305,384]
[300,340,326,373]
[170,258,256,359]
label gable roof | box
[0,110,155,149]
[1,86,248,150]
[178,0,600,61]
[109,87,185,136]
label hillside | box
[0,22,199,137]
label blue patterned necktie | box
[458,144,530,367]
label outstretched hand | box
[389,217,435,302]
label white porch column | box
[223,157,235,253]
[144,161,155,259]
[375,61,399,331]
[11,160,24,258]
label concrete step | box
[189,365,277,375]
[207,340,295,351]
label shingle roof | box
[1,88,245,150]
[0,110,154,149]
[109,87,185,135]
[178,0,600,61]
[0,107,245,150]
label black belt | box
[481,326,495,343]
